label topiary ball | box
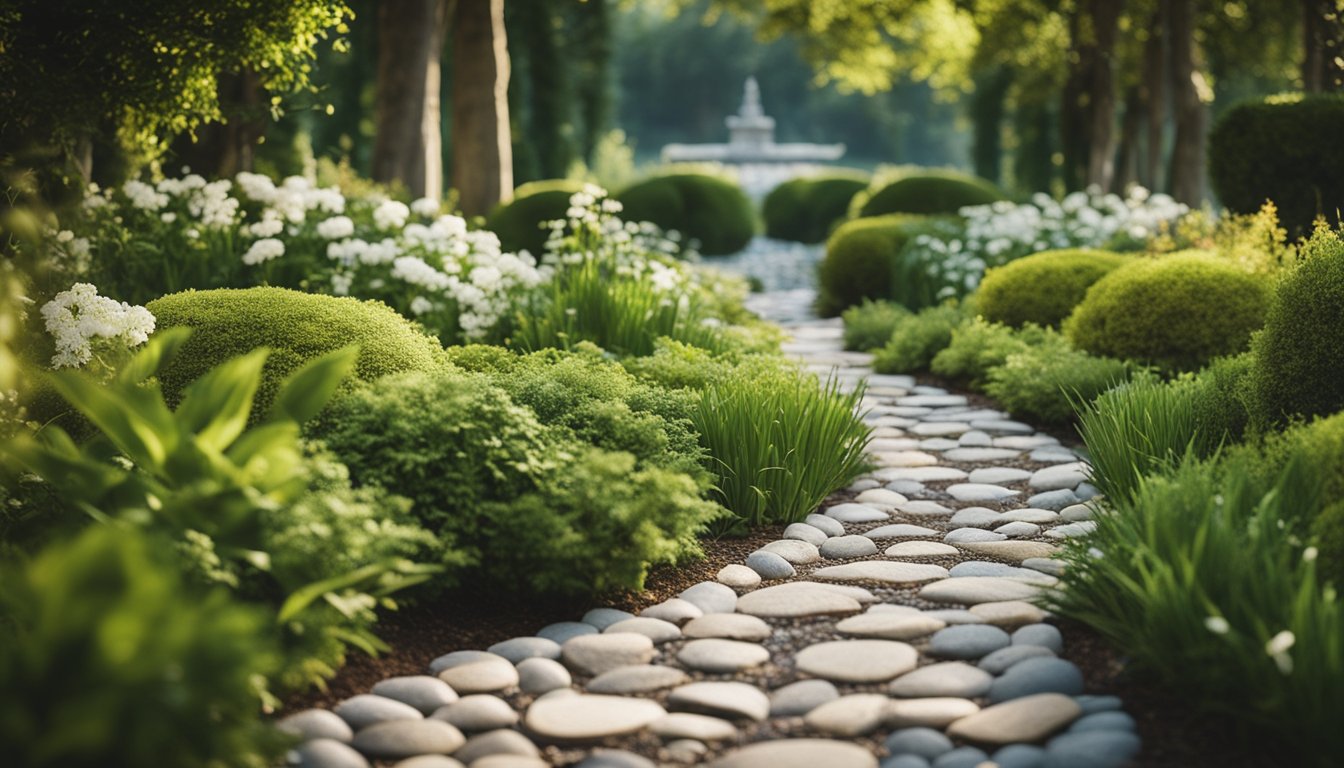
[816,214,923,317]
[763,172,869,243]
[977,249,1130,329]
[857,170,1005,218]
[1063,252,1270,372]
[1247,230,1344,427]
[485,179,586,256]
[615,173,756,255]
[146,287,444,419]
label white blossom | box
[40,283,155,368]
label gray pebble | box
[804,513,845,537]
[581,608,635,630]
[886,480,926,496]
[536,621,598,644]
[996,521,1042,537]
[516,657,571,695]
[1027,489,1081,511]
[371,676,458,714]
[1043,731,1141,767]
[391,756,464,768]
[768,678,840,717]
[451,728,540,764]
[577,749,656,768]
[991,744,1047,768]
[487,636,561,663]
[928,624,1011,660]
[943,527,1007,543]
[332,694,422,730]
[820,534,879,559]
[430,694,518,731]
[1075,695,1125,714]
[1069,711,1137,733]
[881,756,932,768]
[277,709,353,743]
[783,522,829,546]
[978,645,1058,674]
[350,720,465,760]
[1013,624,1065,653]
[884,727,954,759]
[290,738,370,768]
[746,550,796,579]
[988,657,1085,702]
[680,581,738,613]
[1059,504,1095,523]
[932,746,990,768]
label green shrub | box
[1314,501,1344,587]
[622,338,734,391]
[615,173,756,255]
[872,304,967,374]
[842,300,910,351]
[486,179,586,256]
[0,526,287,768]
[1064,252,1270,372]
[693,358,871,532]
[1191,353,1255,444]
[817,214,940,316]
[985,344,1131,425]
[763,172,869,243]
[1048,455,1342,764]
[1247,228,1344,427]
[930,319,1056,387]
[856,170,1005,218]
[977,249,1130,328]
[1209,94,1344,234]
[147,287,443,419]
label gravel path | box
[280,292,1138,768]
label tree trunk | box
[373,0,448,198]
[1059,10,1091,192]
[1113,85,1142,192]
[971,67,1013,185]
[1169,0,1207,205]
[1013,99,1056,194]
[1302,0,1344,92]
[1140,2,1168,192]
[171,71,266,178]
[452,0,514,217]
[1085,0,1122,191]
[573,0,612,163]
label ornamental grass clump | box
[872,303,967,374]
[692,358,870,532]
[985,342,1130,425]
[841,299,910,352]
[930,318,1055,388]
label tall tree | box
[1302,0,1344,91]
[452,0,513,216]
[372,0,448,198]
[1168,0,1207,204]
[1139,2,1168,191]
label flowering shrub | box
[39,283,155,369]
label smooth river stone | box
[677,638,770,673]
[1047,521,1099,539]
[804,694,891,737]
[437,658,518,695]
[885,697,982,728]
[879,467,969,483]
[668,681,771,721]
[942,447,1022,462]
[745,551,797,579]
[959,540,1061,562]
[795,640,918,683]
[959,429,993,447]
[944,527,1007,544]
[1043,731,1142,768]
[946,693,1082,745]
[919,577,1044,606]
[864,523,940,539]
[1027,489,1082,511]
[889,662,993,698]
[735,583,863,618]
[525,694,665,742]
[820,535,879,559]
[1014,623,1065,652]
[910,422,972,437]
[487,637,561,664]
[639,597,703,625]
[717,564,762,589]
[949,561,1055,582]
[430,695,518,732]
[811,561,949,585]
[682,613,772,641]
[948,508,1003,528]
[968,467,1032,484]
[535,622,598,645]
[946,483,1020,503]
[333,694,423,731]
[999,508,1060,524]
[680,581,739,614]
[885,727,955,760]
[876,450,940,467]
[561,633,656,676]
[581,608,635,631]
[292,739,371,768]
[587,665,688,694]
[709,739,879,768]
[516,658,571,695]
[897,500,956,518]
[824,502,890,523]
[855,488,909,508]
[969,601,1049,626]
[834,613,946,640]
[987,658,1084,702]
[650,713,737,742]
[1060,503,1096,522]
[995,521,1042,537]
[886,541,959,558]
[995,435,1060,449]
[783,522,829,546]
[1029,462,1090,491]
[370,676,458,715]
[900,394,967,407]
[604,617,681,643]
[1023,557,1067,577]
[278,709,355,743]
[451,729,540,764]
[970,418,1034,435]
[759,539,822,564]
[350,720,465,759]
[429,650,501,673]
[804,513,846,536]
[769,679,840,717]
[916,437,957,451]
[928,624,1011,660]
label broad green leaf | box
[268,345,359,425]
[115,326,192,385]
[176,348,269,452]
[278,562,391,622]
[45,370,174,469]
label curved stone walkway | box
[281,314,1140,768]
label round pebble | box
[581,608,635,630]
[804,693,890,736]
[668,681,771,721]
[371,676,458,715]
[783,522,829,546]
[928,624,1011,660]
[889,662,993,698]
[978,645,1058,674]
[710,738,878,768]
[884,727,953,759]
[332,694,423,730]
[717,564,762,589]
[650,713,737,741]
[516,657,571,695]
[350,720,465,759]
[1043,730,1141,767]
[277,708,353,742]
[1013,623,1065,652]
[677,638,770,672]
[524,694,665,741]
[804,513,846,536]
[759,539,822,564]
[746,550,796,579]
[451,729,539,763]
[931,746,990,768]
[587,665,689,694]
[988,657,1084,702]
[682,613,772,641]
[768,679,840,717]
[946,693,1081,744]
[680,581,739,613]
[291,738,370,768]
[835,612,946,640]
[437,657,518,694]
[640,598,703,625]
[430,694,518,731]
[562,633,655,676]
[535,621,597,645]
[795,639,918,682]
[605,617,682,643]
[486,636,561,664]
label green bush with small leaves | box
[977,249,1130,328]
[856,170,1005,218]
[1064,252,1270,372]
[486,178,586,256]
[147,287,444,419]
[763,171,869,243]
[817,214,945,316]
[930,318,1058,388]
[985,343,1131,425]
[622,338,736,391]
[1191,353,1255,445]
[872,303,967,374]
[615,173,756,255]
[1247,228,1344,428]
[842,299,910,351]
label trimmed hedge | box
[1209,94,1344,234]
[615,173,756,255]
[146,287,444,418]
[817,214,935,316]
[486,179,586,256]
[1247,229,1344,427]
[977,249,1130,329]
[763,171,869,243]
[1064,253,1270,372]
[857,170,1005,218]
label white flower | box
[316,216,355,240]
[40,283,156,368]
[1304,546,1319,562]
[160,212,177,224]
[242,238,285,266]
[409,296,434,315]
[374,199,410,230]
[411,197,440,217]
[1204,616,1230,635]
[122,180,168,211]
[1266,630,1296,674]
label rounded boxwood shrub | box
[817,214,935,316]
[485,178,586,256]
[615,172,755,255]
[1247,229,1344,427]
[146,287,443,417]
[977,249,1130,328]
[1063,252,1270,372]
[763,171,869,243]
[857,170,1005,218]
[1209,94,1344,234]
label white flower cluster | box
[236,173,345,223]
[40,283,155,368]
[541,185,692,294]
[242,238,285,265]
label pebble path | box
[281,291,1140,768]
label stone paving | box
[281,295,1140,768]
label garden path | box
[280,287,1140,768]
